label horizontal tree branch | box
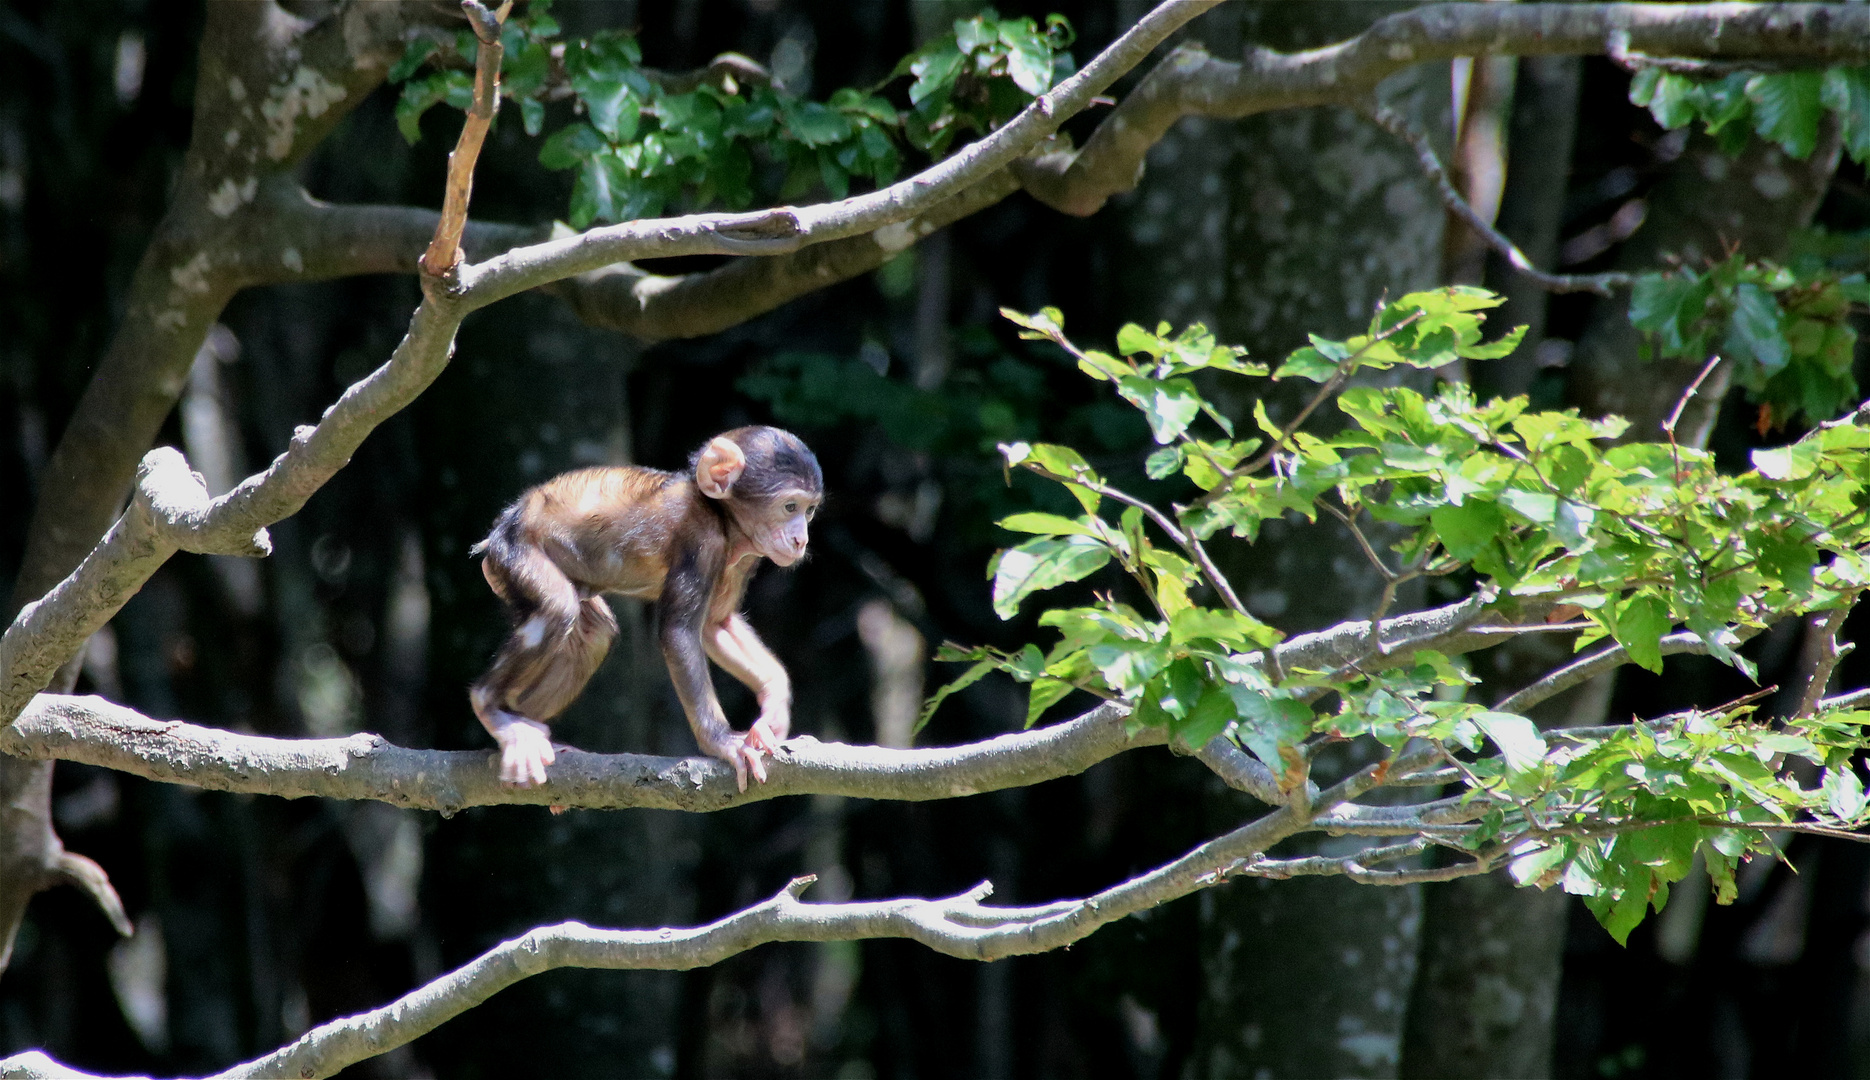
[0,696,1166,812]
[0,754,1396,1080]
[1023,2,1870,217]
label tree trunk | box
[1121,4,1447,1075]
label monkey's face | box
[747,488,819,566]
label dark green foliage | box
[390,3,1075,227]
[1629,255,1868,427]
[1629,64,1870,164]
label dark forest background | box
[3,1,1869,1078]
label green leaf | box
[1748,71,1825,159]
[1825,766,1867,821]
[1144,446,1183,479]
[517,96,545,137]
[1025,677,1076,727]
[784,100,856,147]
[1613,593,1672,674]
[1077,350,1129,383]
[1274,337,1347,382]
[1228,687,1314,770]
[1724,282,1790,375]
[1116,323,1161,358]
[1823,67,1870,163]
[1630,68,1698,129]
[1751,441,1820,481]
[1174,684,1238,750]
[1430,500,1505,563]
[389,38,437,84]
[1471,711,1547,776]
[1169,607,1280,649]
[1001,22,1055,95]
[998,512,1102,538]
[991,536,1112,619]
[539,122,605,170]
[917,656,995,732]
[1116,375,1203,444]
[908,38,964,105]
[1629,272,1712,355]
[567,37,645,141]
[1001,306,1065,338]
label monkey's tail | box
[475,505,535,608]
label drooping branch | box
[1020,3,1870,217]
[1365,103,1632,295]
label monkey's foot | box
[496,719,557,787]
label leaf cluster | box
[1630,255,1868,428]
[923,290,1870,943]
[1630,64,1870,164]
[389,4,1076,228]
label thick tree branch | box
[1021,3,1870,217]
[3,587,1550,812]
[1,697,1163,812]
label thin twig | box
[1494,624,1768,715]
[419,1,510,278]
[1366,103,1631,296]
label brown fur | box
[470,427,822,787]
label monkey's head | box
[693,426,824,567]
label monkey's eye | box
[784,500,799,514]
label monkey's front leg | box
[706,613,791,754]
[663,613,771,792]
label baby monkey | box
[470,426,822,791]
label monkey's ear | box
[695,436,747,499]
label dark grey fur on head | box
[693,425,823,500]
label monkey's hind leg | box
[472,536,619,786]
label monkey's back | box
[495,465,725,601]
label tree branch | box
[0,697,1163,812]
[1493,625,1766,715]
[1364,103,1632,295]
[1019,3,1870,217]
[1796,602,1858,718]
[3,756,1394,1080]
[445,0,1225,307]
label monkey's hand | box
[493,716,557,787]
